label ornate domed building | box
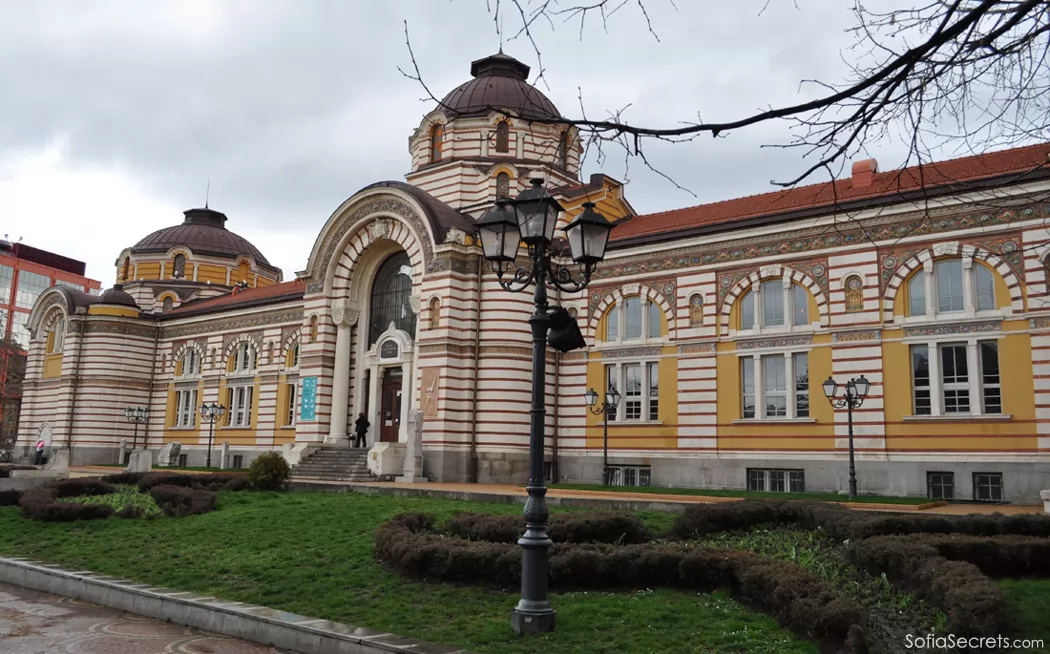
[16,53,1050,502]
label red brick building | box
[0,237,102,447]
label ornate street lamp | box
[477,183,615,635]
[199,402,227,469]
[822,375,871,499]
[124,406,150,452]
[585,386,621,485]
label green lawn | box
[550,483,936,505]
[1000,579,1050,652]
[0,492,814,654]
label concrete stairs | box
[289,447,376,483]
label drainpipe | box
[467,255,483,483]
[67,312,87,459]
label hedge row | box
[444,511,651,544]
[19,487,114,522]
[149,485,217,518]
[850,535,1008,638]
[375,513,866,647]
[137,472,249,492]
[0,489,22,506]
[669,499,1050,541]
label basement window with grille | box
[606,465,652,487]
[746,468,805,493]
[232,455,244,469]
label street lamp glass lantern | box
[561,202,613,265]
[606,386,621,409]
[512,178,564,245]
[124,407,133,419]
[853,375,871,399]
[822,376,838,400]
[137,407,149,420]
[584,387,598,407]
[476,200,521,267]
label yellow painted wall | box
[216,378,262,446]
[714,337,835,451]
[135,262,161,279]
[583,350,679,451]
[882,329,1036,452]
[42,354,63,379]
[273,375,296,446]
[87,306,139,317]
[197,264,228,284]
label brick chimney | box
[851,158,878,188]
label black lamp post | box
[124,406,150,451]
[199,402,227,469]
[822,375,871,499]
[477,183,615,635]
[584,386,620,485]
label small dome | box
[439,52,561,121]
[131,207,275,271]
[97,284,138,308]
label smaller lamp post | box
[199,402,227,469]
[822,375,871,499]
[584,386,621,485]
[124,406,150,451]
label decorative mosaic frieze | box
[418,342,475,356]
[832,329,881,343]
[737,334,813,350]
[81,322,158,339]
[560,351,587,361]
[1029,317,1050,330]
[428,252,478,275]
[601,346,663,359]
[902,320,1002,337]
[596,204,1044,284]
[161,308,303,339]
[678,343,716,354]
[479,345,532,357]
[587,276,678,314]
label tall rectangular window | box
[763,355,787,417]
[10,311,30,348]
[605,364,618,422]
[647,362,659,421]
[286,383,297,426]
[761,280,784,326]
[623,363,642,420]
[0,264,13,305]
[740,291,755,330]
[940,343,969,413]
[647,300,662,338]
[741,357,756,419]
[175,389,197,428]
[935,259,964,313]
[791,284,809,326]
[623,297,642,340]
[605,305,619,341]
[911,345,931,415]
[975,265,996,311]
[15,270,50,309]
[793,352,809,418]
[908,271,926,316]
[227,385,253,428]
[979,342,1001,414]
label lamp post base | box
[510,606,556,635]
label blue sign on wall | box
[300,376,318,422]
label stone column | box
[326,300,359,448]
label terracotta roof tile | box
[611,142,1050,242]
[164,279,305,317]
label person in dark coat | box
[353,412,370,448]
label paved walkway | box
[0,582,289,654]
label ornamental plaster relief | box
[160,308,303,339]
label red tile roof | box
[611,142,1050,242]
[164,279,305,317]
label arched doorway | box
[366,252,415,443]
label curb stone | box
[0,557,473,654]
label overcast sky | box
[0,0,915,284]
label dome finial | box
[205,178,210,209]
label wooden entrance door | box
[379,368,403,443]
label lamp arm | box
[496,264,538,294]
[547,261,590,294]
[587,402,606,415]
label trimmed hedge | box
[18,487,114,522]
[138,472,247,492]
[444,511,651,544]
[99,471,150,486]
[53,478,116,498]
[669,499,1050,541]
[148,484,217,518]
[375,513,865,646]
[0,489,22,506]
[850,535,1008,638]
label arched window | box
[739,278,810,330]
[309,315,319,343]
[557,130,569,169]
[162,297,174,312]
[178,348,200,377]
[428,297,441,329]
[369,252,415,346]
[47,318,65,354]
[237,260,251,285]
[287,340,300,368]
[430,124,444,162]
[496,172,511,199]
[495,120,510,152]
[120,257,131,282]
[603,296,665,342]
[229,341,257,373]
[906,257,995,317]
[172,254,186,278]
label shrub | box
[115,504,144,519]
[99,471,150,486]
[18,487,114,522]
[247,452,290,491]
[53,478,116,498]
[0,489,22,506]
[149,484,217,518]
[445,511,651,544]
[375,512,863,645]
